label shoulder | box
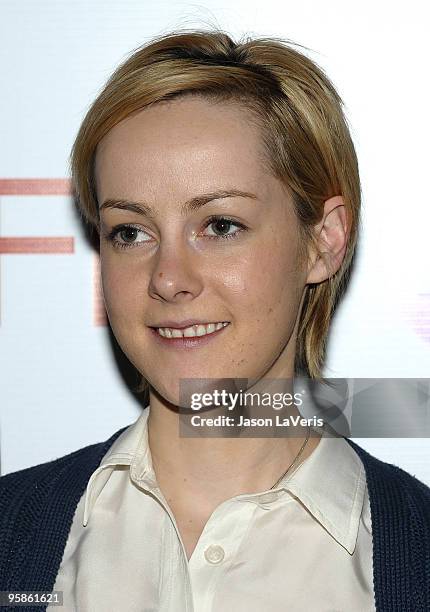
[0,427,127,503]
[346,440,430,609]
[346,438,430,514]
[0,427,127,588]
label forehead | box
[94,96,272,204]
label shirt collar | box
[280,423,366,554]
[83,411,366,555]
[83,406,151,526]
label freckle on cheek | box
[159,272,163,278]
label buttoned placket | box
[188,489,287,611]
[131,448,287,612]
[130,464,194,611]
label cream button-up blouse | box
[51,406,375,611]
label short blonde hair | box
[71,29,361,382]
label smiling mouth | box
[152,321,230,339]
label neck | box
[147,394,322,515]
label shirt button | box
[204,544,225,564]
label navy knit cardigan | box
[0,429,429,612]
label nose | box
[148,240,203,303]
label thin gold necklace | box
[269,425,311,490]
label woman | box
[1,30,429,612]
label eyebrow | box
[99,189,258,218]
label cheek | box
[231,237,304,319]
[100,254,146,321]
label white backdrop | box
[0,0,429,483]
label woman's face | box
[95,96,310,404]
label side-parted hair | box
[71,29,361,381]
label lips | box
[149,319,229,330]
[156,322,229,338]
[149,321,230,348]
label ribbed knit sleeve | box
[347,438,430,612]
[0,427,126,612]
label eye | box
[103,216,248,251]
[104,224,151,249]
[202,216,247,241]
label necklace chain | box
[269,425,311,490]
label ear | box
[306,195,349,284]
